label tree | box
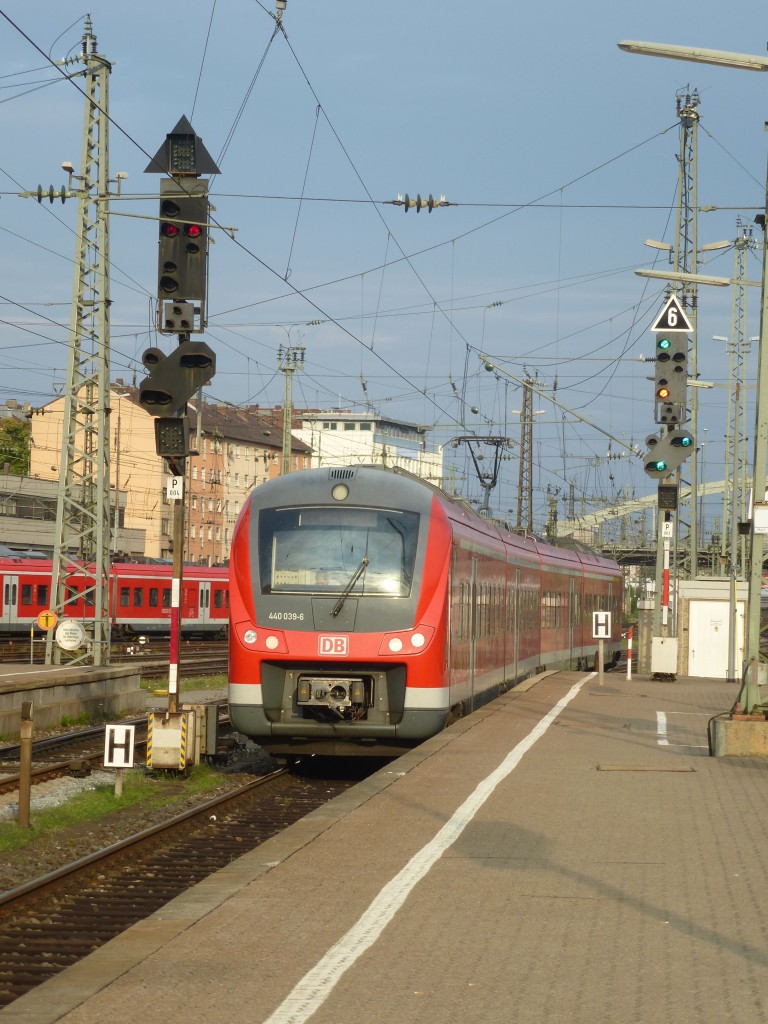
[0,418,31,476]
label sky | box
[1,0,768,533]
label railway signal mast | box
[143,119,219,715]
[644,294,694,674]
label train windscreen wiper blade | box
[331,556,369,617]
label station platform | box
[4,670,768,1024]
[0,663,144,739]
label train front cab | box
[228,473,454,756]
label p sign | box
[104,724,136,768]
[592,611,612,640]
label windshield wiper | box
[331,556,369,617]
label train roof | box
[0,556,228,577]
[242,464,620,575]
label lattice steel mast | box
[719,220,755,571]
[516,378,534,533]
[45,17,112,666]
[675,87,699,581]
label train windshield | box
[259,506,419,597]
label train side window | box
[65,584,78,606]
[134,588,143,608]
[214,589,224,609]
[162,588,171,608]
[38,585,48,606]
[120,586,130,607]
[149,588,159,608]
[21,584,33,606]
[84,588,95,607]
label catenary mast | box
[45,17,112,666]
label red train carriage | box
[228,464,622,758]
[0,558,229,638]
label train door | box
[198,581,211,626]
[2,575,18,630]
[469,557,478,710]
[569,577,575,667]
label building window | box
[344,422,355,430]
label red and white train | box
[0,557,229,638]
[228,464,623,758]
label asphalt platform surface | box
[3,669,767,1024]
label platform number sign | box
[592,611,612,640]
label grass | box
[0,674,233,852]
[0,763,229,853]
[140,673,228,693]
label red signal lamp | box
[185,223,202,239]
[161,223,180,238]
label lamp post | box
[621,39,768,710]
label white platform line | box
[262,675,592,1024]
[656,710,708,749]
[656,710,669,745]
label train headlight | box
[236,622,287,652]
[379,625,434,655]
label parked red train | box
[228,464,623,758]
[0,557,229,638]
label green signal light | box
[658,336,671,350]
[654,460,668,471]
[679,436,692,447]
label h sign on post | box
[104,724,136,769]
[592,611,611,640]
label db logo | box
[319,635,349,656]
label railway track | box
[0,702,229,797]
[0,638,227,666]
[0,767,360,1010]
